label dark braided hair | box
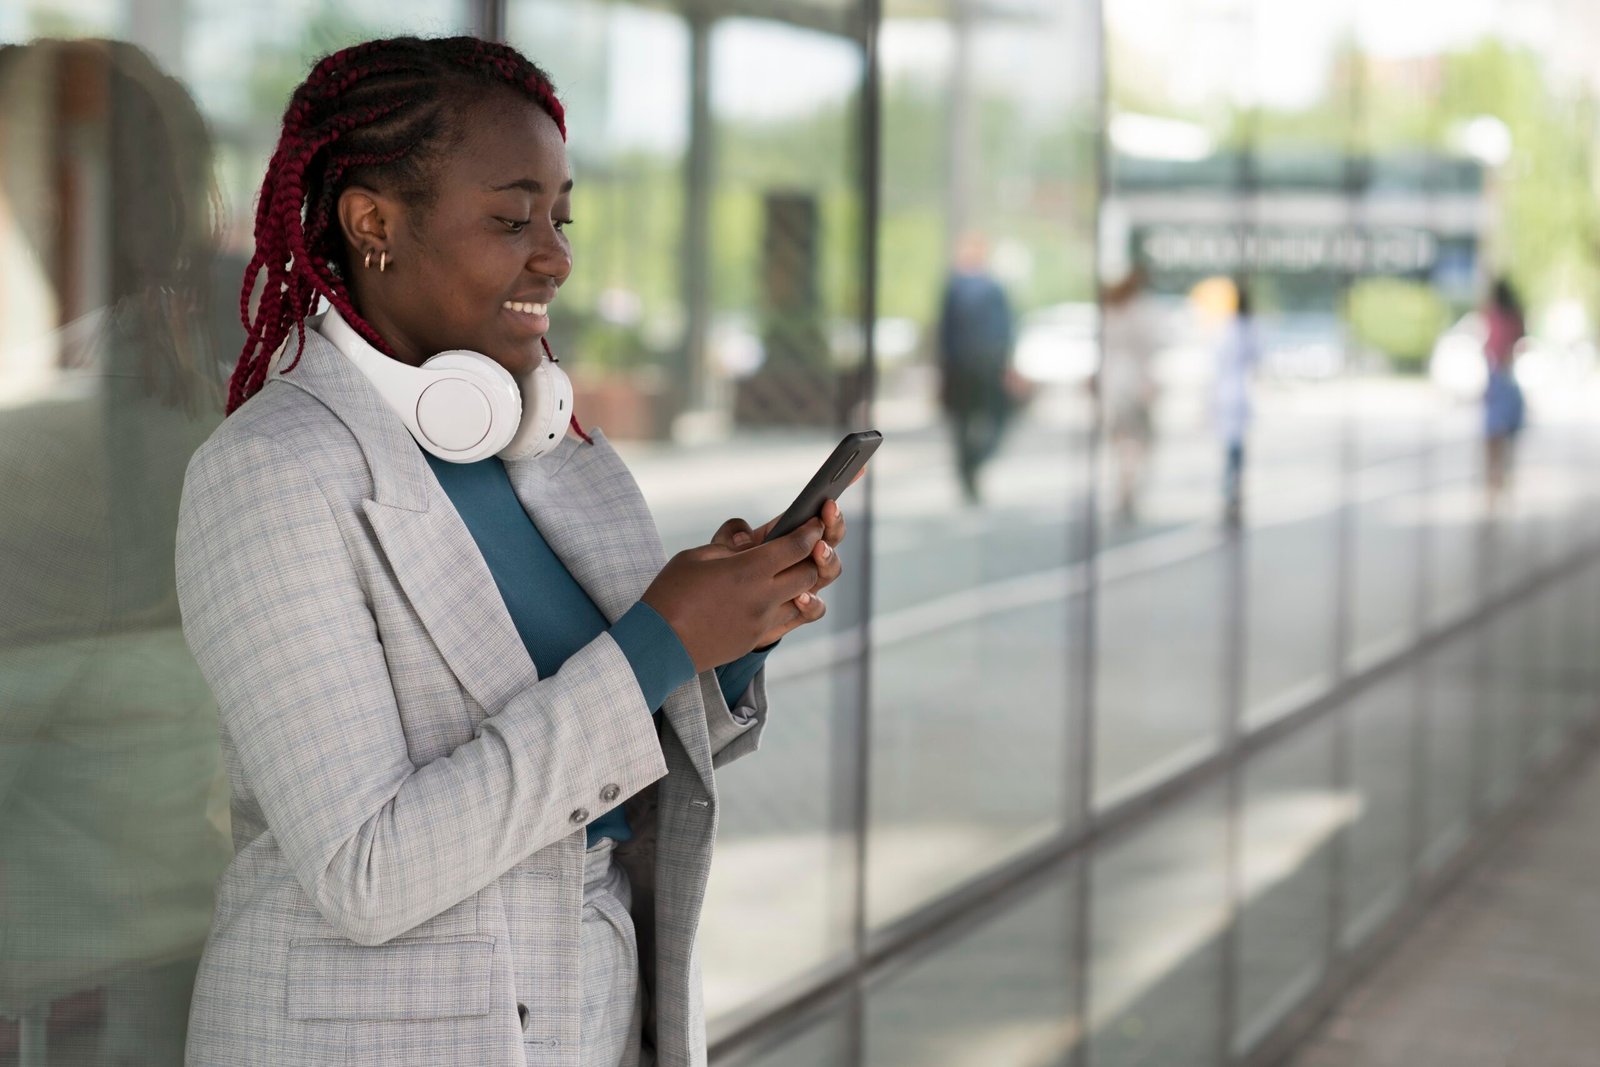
[226,36,567,415]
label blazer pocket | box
[286,935,495,1021]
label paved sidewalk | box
[1290,743,1600,1067]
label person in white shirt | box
[1214,282,1261,526]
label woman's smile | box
[501,298,551,337]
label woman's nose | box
[530,232,572,281]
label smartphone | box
[767,430,882,540]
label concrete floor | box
[1290,743,1600,1067]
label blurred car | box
[1257,312,1347,380]
[1013,301,1099,385]
[1428,312,1488,400]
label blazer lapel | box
[268,328,537,718]
[507,434,716,791]
[269,329,716,790]
[503,432,663,625]
[360,501,538,716]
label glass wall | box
[3,2,1599,1066]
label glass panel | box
[1527,586,1567,768]
[508,0,871,1025]
[1421,630,1479,871]
[1343,671,1415,944]
[1236,0,1352,724]
[1089,787,1227,1067]
[869,597,1075,923]
[1101,0,1243,541]
[865,875,1078,1067]
[1479,603,1530,811]
[1234,722,1336,1057]
[702,663,857,1028]
[1094,552,1227,806]
[1243,513,1340,725]
[868,0,1096,923]
[1348,464,1423,669]
[1563,565,1600,731]
[738,1011,851,1067]
[1426,470,1483,629]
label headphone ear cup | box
[499,358,575,462]
[417,352,523,461]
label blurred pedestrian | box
[937,231,1016,503]
[1215,281,1261,526]
[1098,267,1161,523]
[1483,276,1526,508]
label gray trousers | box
[581,838,645,1067]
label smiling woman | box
[175,34,851,1067]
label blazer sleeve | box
[174,430,668,947]
[699,666,768,768]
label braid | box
[226,36,567,415]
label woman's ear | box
[336,185,393,257]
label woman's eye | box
[499,218,530,234]
[554,218,574,233]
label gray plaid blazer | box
[174,325,768,1066]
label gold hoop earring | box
[363,249,373,269]
[379,251,388,273]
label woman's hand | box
[642,520,825,672]
[707,493,851,649]
[712,499,846,599]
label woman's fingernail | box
[733,532,752,548]
[821,541,833,559]
[798,592,813,607]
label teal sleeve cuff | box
[611,601,698,712]
[715,649,772,708]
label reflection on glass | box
[702,667,855,1028]
[1427,469,1483,629]
[0,36,231,1062]
[1559,575,1596,734]
[865,877,1078,1067]
[869,598,1073,924]
[1530,586,1573,767]
[1343,671,1415,945]
[1243,513,1340,724]
[1480,605,1530,811]
[1089,787,1227,1067]
[1421,632,1478,872]
[1348,463,1424,669]
[1094,554,1226,805]
[739,1010,851,1067]
[1235,722,1336,1057]
[868,0,1092,925]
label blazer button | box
[600,783,621,803]
[517,1002,529,1031]
[569,808,590,824]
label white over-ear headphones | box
[315,305,574,463]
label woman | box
[1482,276,1526,506]
[174,37,848,1067]
[1214,282,1260,526]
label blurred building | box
[1,1,1598,1066]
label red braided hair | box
[226,36,586,441]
